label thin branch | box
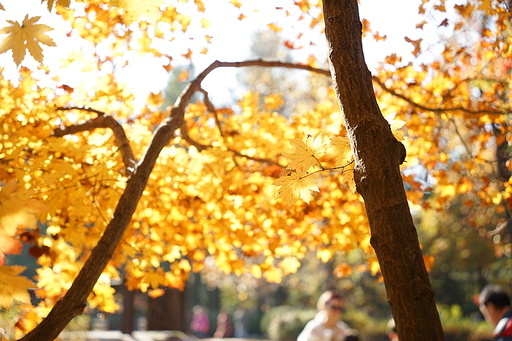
[195,86,284,168]
[229,149,284,168]
[54,107,137,174]
[298,161,355,180]
[372,76,507,117]
[449,118,474,158]
[220,60,507,117]
[199,87,225,138]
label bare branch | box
[212,60,508,117]
[372,76,507,117]
[54,107,137,174]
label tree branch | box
[22,59,318,340]
[372,76,507,116]
[215,60,508,117]
[25,57,498,340]
[54,107,137,174]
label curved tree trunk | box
[18,60,323,341]
[321,1,444,339]
[19,112,185,341]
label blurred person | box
[387,319,398,341]
[233,307,250,338]
[297,290,359,341]
[214,310,234,338]
[478,284,512,340]
[190,305,210,338]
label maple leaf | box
[404,36,422,57]
[42,0,71,11]
[0,265,35,309]
[0,15,56,66]
[341,169,356,193]
[0,182,48,235]
[384,113,406,141]
[282,135,327,172]
[329,136,353,167]
[273,171,319,205]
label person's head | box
[479,284,511,327]
[317,290,344,319]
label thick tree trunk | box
[321,1,444,339]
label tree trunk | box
[321,1,444,339]
[19,114,185,341]
[18,60,218,341]
[120,285,135,334]
[147,289,187,331]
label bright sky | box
[0,0,428,105]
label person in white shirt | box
[297,290,358,341]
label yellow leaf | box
[142,269,165,289]
[278,257,301,275]
[478,0,493,13]
[404,36,422,57]
[263,267,283,283]
[273,171,319,205]
[267,23,282,32]
[334,263,353,278]
[229,0,242,8]
[0,15,56,66]
[282,135,326,172]
[42,0,71,11]
[263,94,284,111]
[329,136,353,167]
[384,113,406,141]
[0,182,48,235]
[111,0,165,25]
[317,249,332,262]
[341,169,356,193]
[0,265,35,309]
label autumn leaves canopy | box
[0,0,510,337]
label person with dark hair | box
[479,284,512,340]
[297,290,358,341]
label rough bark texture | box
[321,1,445,339]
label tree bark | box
[19,112,185,341]
[321,1,444,339]
[147,289,187,331]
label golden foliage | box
[0,0,509,330]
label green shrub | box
[261,304,494,341]
[261,305,316,340]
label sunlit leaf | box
[0,15,56,66]
[282,135,327,172]
[273,171,319,205]
[0,266,35,309]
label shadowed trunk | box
[321,0,444,339]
